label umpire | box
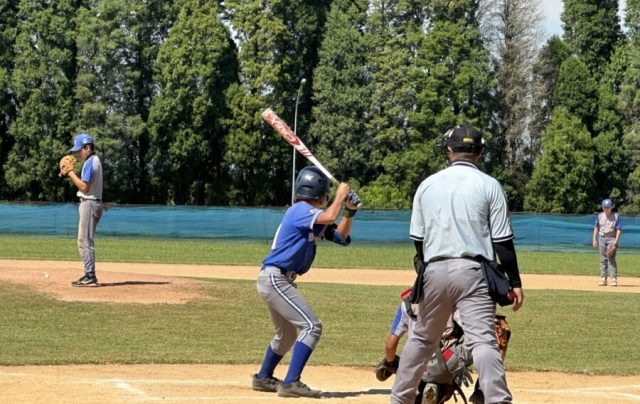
[391,124,524,404]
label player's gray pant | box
[599,236,617,279]
[256,266,322,354]
[391,258,511,404]
[77,200,103,277]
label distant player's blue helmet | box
[295,166,330,201]
[70,133,94,152]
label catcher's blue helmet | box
[295,166,330,201]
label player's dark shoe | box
[468,389,484,404]
[277,379,322,398]
[71,275,99,287]
[251,374,279,392]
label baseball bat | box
[261,108,339,185]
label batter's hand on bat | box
[346,191,361,210]
[336,182,351,203]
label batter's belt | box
[279,268,298,282]
[262,265,298,282]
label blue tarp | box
[1,202,639,251]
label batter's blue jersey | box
[263,202,325,275]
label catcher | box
[376,289,511,404]
[60,133,104,287]
[592,199,622,287]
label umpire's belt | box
[427,255,483,264]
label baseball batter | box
[63,133,104,287]
[391,124,524,404]
[252,166,360,398]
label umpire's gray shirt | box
[410,161,513,262]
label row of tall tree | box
[1,0,639,214]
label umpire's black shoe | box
[71,275,99,287]
[251,374,280,392]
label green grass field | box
[0,234,639,375]
[2,234,640,276]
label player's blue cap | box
[70,133,94,152]
[602,199,614,208]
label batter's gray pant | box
[391,258,511,404]
[599,236,618,279]
[256,266,322,354]
[77,200,103,277]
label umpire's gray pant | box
[391,258,512,404]
[77,200,103,276]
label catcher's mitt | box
[375,355,399,381]
[494,314,511,359]
[58,155,77,177]
[606,243,618,257]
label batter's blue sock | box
[257,346,283,379]
[283,341,313,384]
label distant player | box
[252,166,360,398]
[64,133,104,287]
[592,199,622,286]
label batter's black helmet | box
[295,166,330,201]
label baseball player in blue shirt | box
[391,124,524,404]
[252,166,360,398]
[64,133,104,287]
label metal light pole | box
[292,78,306,205]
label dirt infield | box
[1,259,639,403]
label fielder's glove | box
[58,155,77,177]
[375,355,399,381]
[606,243,618,257]
[345,191,361,217]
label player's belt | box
[428,256,483,264]
[280,269,298,282]
[80,197,101,202]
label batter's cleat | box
[421,383,439,404]
[611,278,618,287]
[277,379,322,398]
[251,374,279,392]
[598,277,607,286]
[71,275,99,287]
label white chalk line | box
[518,385,640,400]
[113,380,148,397]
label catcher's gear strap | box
[323,224,351,246]
[493,239,522,288]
